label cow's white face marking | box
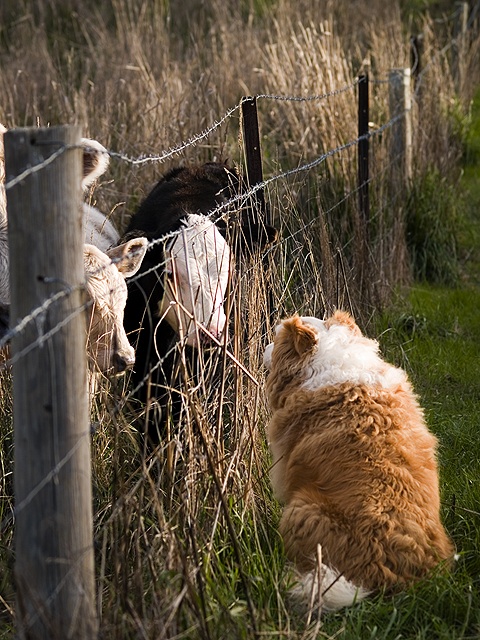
[158,214,230,348]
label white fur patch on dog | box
[291,561,371,613]
[298,316,406,391]
[264,314,406,391]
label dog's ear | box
[326,310,362,336]
[282,316,317,357]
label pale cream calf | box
[84,238,147,376]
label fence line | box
[4,3,473,194]
[4,82,361,192]
[0,4,474,547]
[0,64,434,366]
[0,105,414,387]
[1,97,408,361]
[255,78,360,102]
[6,106,407,221]
[0,137,408,542]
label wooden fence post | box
[356,74,371,294]
[453,1,469,94]
[389,68,413,188]
[241,97,266,213]
[241,96,275,323]
[4,126,97,639]
[241,96,270,241]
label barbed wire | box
[108,102,242,167]
[261,145,407,262]
[255,78,360,102]
[1,94,408,363]
[5,144,68,190]
[5,80,360,189]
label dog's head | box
[264,310,366,371]
[264,311,404,407]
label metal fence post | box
[357,74,370,240]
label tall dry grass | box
[0,1,479,637]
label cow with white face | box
[158,213,230,346]
[123,162,277,445]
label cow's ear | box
[107,237,148,278]
[81,138,109,190]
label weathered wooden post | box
[389,68,413,188]
[4,126,97,639]
[241,96,274,315]
[452,2,469,94]
[241,97,269,235]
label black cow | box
[123,161,277,447]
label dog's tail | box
[291,562,371,613]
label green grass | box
[405,171,461,285]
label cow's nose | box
[200,331,214,346]
[113,352,135,373]
[200,325,225,345]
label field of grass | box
[0,1,480,638]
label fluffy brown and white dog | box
[263,310,454,612]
